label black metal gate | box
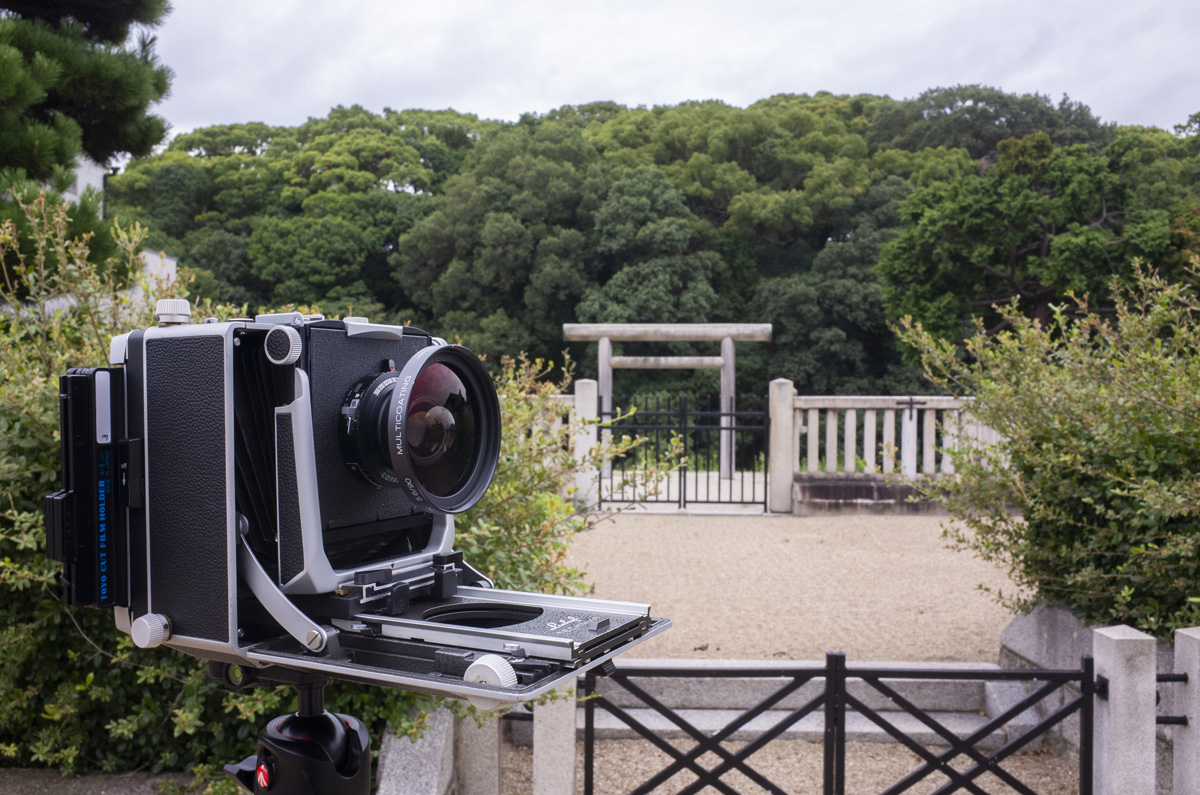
[582,653,1095,795]
[598,394,768,510]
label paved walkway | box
[565,511,1020,662]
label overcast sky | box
[151,0,1199,138]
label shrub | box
[896,263,1200,638]
[0,194,670,788]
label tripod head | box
[223,671,371,795]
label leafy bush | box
[0,194,669,788]
[897,263,1200,638]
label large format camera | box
[46,301,667,709]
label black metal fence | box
[598,393,768,509]
[582,653,1095,795]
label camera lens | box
[406,363,474,497]
[339,344,500,514]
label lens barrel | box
[339,345,500,514]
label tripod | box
[224,674,372,795]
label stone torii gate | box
[562,323,772,479]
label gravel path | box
[565,511,1020,662]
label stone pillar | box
[900,404,918,477]
[376,709,455,795]
[1175,627,1200,795]
[597,338,612,480]
[455,716,501,795]
[572,379,598,509]
[768,378,795,513]
[1094,625,1156,795]
[533,687,578,795]
[597,337,612,421]
[719,336,735,481]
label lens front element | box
[406,364,474,497]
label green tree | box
[391,116,608,356]
[897,264,1200,638]
[0,0,171,180]
[878,132,1193,341]
[0,0,171,287]
[870,84,1114,160]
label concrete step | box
[508,661,1051,751]
[590,659,1004,714]
[577,707,1014,750]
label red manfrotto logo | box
[256,762,270,789]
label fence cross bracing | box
[582,654,1095,795]
[598,393,768,509]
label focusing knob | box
[131,613,171,648]
[154,299,191,326]
[264,325,302,366]
[464,654,517,710]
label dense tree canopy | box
[879,130,1200,341]
[109,86,1200,395]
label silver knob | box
[264,325,302,366]
[131,613,171,648]
[463,654,518,710]
[154,299,191,326]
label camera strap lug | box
[237,533,329,653]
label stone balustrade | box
[767,379,1001,513]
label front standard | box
[45,301,669,709]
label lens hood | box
[387,345,500,513]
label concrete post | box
[843,409,857,473]
[597,338,612,480]
[719,336,735,480]
[572,379,598,509]
[1175,627,1200,795]
[900,404,918,477]
[455,716,501,795]
[768,378,795,513]
[922,409,937,475]
[376,710,455,795]
[1094,625,1156,795]
[863,409,876,473]
[882,409,896,474]
[533,687,578,795]
[597,337,612,419]
[824,409,837,473]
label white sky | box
[151,0,1199,137]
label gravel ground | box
[565,511,1020,662]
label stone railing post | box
[1175,627,1200,795]
[768,378,796,513]
[533,685,578,795]
[719,336,735,480]
[572,379,598,508]
[455,716,501,795]
[1094,625,1156,795]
